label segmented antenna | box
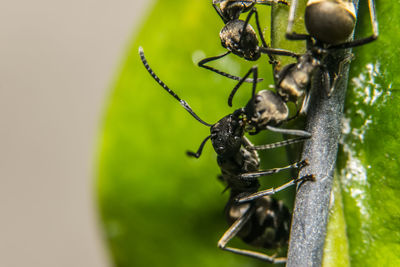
[139,47,213,127]
[198,52,263,83]
[186,135,212,158]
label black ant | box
[139,46,314,262]
[139,47,312,202]
[219,195,290,263]
[198,0,290,83]
[260,0,379,114]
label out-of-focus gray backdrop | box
[0,1,150,266]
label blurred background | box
[3,1,396,266]
[0,1,149,266]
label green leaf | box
[323,1,400,266]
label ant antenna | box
[198,52,263,83]
[139,47,213,127]
[186,135,212,158]
[228,66,258,107]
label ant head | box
[219,0,254,21]
[220,20,260,61]
[245,90,289,131]
[210,114,244,156]
[305,0,356,44]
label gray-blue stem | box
[286,0,359,266]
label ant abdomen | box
[305,0,356,44]
[220,20,260,60]
[226,196,290,249]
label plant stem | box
[285,1,359,266]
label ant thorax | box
[220,20,260,60]
[217,146,260,191]
[277,53,318,103]
[305,0,356,44]
[216,134,261,192]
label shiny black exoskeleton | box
[304,0,357,44]
[228,65,312,136]
[198,0,289,83]
[139,47,313,262]
[139,47,308,197]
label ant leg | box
[298,87,312,115]
[285,0,310,40]
[246,136,309,151]
[247,7,280,66]
[242,135,255,147]
[228,66,258,107]
[329,0,378,50]
[239,7,257,44]
[286,106,300,122]
[327,54,355,97]
[239,159,309,181]
[258,47,300,58]
[254,0,289,6]
[237,174,315,203]
[186,135,211,158]
[251,7,270,49]
[319,64,331,97]
[218,206,286,263]
[266,125,311,138]
[242,136,261,162]
[198,52,262,83]
[259,47,299,73]
[247,5,298,65]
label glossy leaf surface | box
[332,1,400,265]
